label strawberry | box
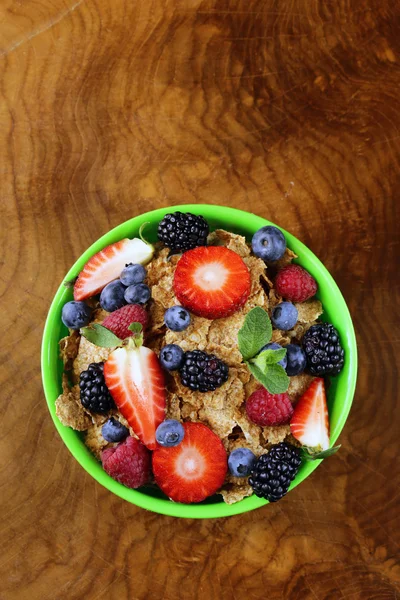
[152,422,228,503]
[102,304,148,340]
[290,378,330,451]
[173,246,251,319]
[103,336,166,450]
[74,238,154,301]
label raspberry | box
[102,304,148,340]
[245,388,294,427]
[275,264,317,303]
[101,436,151,489]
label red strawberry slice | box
[173,246,251,319]
[74,238,153,301]
[152,422,228,503]
[290,378,330,451]
[104,344,166,450]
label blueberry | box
[164,306,191,331]
[100,280,127,312]
[259,342,287,369]
[124,283,151,304]
[156,419,185,447]
[228,448,256,477]
[61,301,92,329]
[284,344,307,376]
[271,302,298,331]
[102,418,129,443]
[160,344,184,371]
[120,263,146,286]
[252,226,286,262]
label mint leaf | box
[63,276,78,289]
[246,361,290,394]
[128,322,143,334]
[251,348,287,370]
[238,307,272,361]
[301,445,341,461]
[81,324,122,348]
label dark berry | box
[179,350,229,392]
[100,280,127,312]
[155,419,185,447]
[124,283,151,304]
[160,344,184,371]
[61,301,92,329]
[120,263,146,286]
[259,342,287,369]
[249,442,301,502]
[102,418,129,443]
[271,302,298,330]
[164,306,191,331]
[157,212,209,253]
[284,344,307,376]
[303,323,344,375]
[251,226,286,262]
[228,448,256,477]
[79,362,115,414]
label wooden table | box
[1,1,399,598]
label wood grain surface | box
[1,0,399,598]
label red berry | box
[101,436,151,489]
[173,246,251,319]
[246,388,294,427]
[104,343,166,450]
[275,264,317,303]
[152,422,227,503]
[102,304,148,339]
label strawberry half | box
[152,422,228,503]
[173,246,251,319]
[290,378,330,451]
[74,238,154,301]
[104,341,166,450]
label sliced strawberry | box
[103,344,166,450]
[290,378,330,451]
[152,422,228,503]
[74,238,154,301]
[173,246,251,319]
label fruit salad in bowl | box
[42,205,357,518]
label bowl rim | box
[41,204,358,519]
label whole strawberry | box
[101,436,151,489]
[102,304,148,340]
[275,264,317,303]
[246,388,294,427]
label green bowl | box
[41,205,357,518]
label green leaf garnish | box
[238,308,289,393]
[63,276,78,289]
[251,348,287,369]
[247,361,290,394]
[301,445,341,461]
[238,307,272,361]
[128,322,143,334]
[81,324,122,348]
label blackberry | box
[249,442,301,502]
[303,323,344,376]
[79,362,115,414]
[179,350,229,392]
[157,212,209,253]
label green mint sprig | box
[81,322,144,348]
[238,307,290,394]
